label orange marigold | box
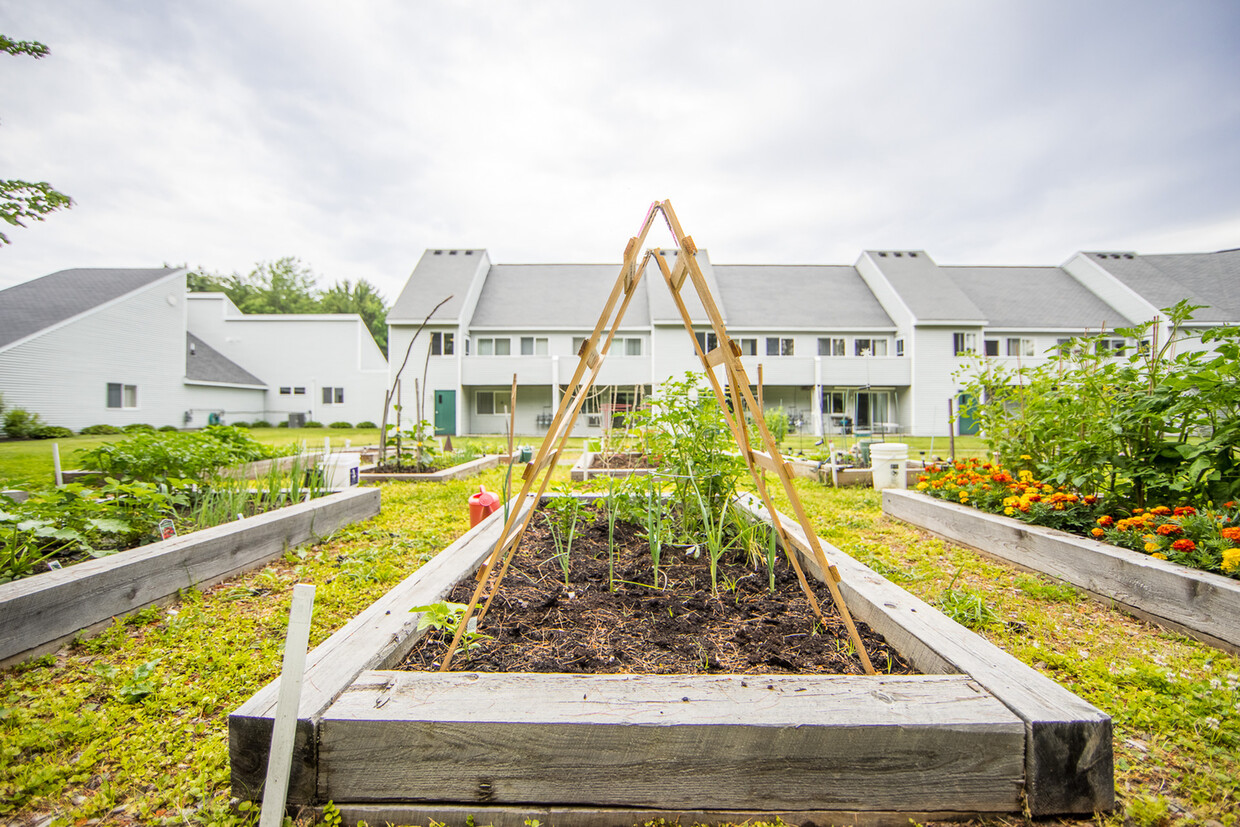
[1173,506,1197,517]
[1220,526,1240,542]
[1170,538,1196,552]
[1097,515,1114,527]
[1090,528,1105,537]
[1156,523,1182,536]
[1151,505,1172,516]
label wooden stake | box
[52,442,63,487]
[259,584,316,827]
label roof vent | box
[894,251,903,257]
[1124,254,1134,259]
[878,252,888,257]
[450,250,458,255]
[465,250,473,255]
[909,251,918,257]
[433,250,442,255]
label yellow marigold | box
[1004,507,1015,516]
[1020,454,1032,460]
[1222,548,1240,573]
[1152,552,1167,560]
[916,481,929,490]
[1144,543,1160,552]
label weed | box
[1014,574,1080,603]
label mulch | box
[400,502,915,676]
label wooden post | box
[259,584,316,827]
[947,397,955,461]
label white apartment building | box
[387,246,1239,439]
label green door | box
[956,393,980,436]
[434,390,456,436]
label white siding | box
[0,274,189,431]
[185,384,267,425]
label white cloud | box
[1,0,1236,299]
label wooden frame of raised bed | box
[230,493,1112,823]
[569,450,657,481]
[0,487,380,667]
[883,488,1240,656]
[358,453,500,483]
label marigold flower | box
[1091,528,1105,537]
[1144,543,1160,552]
[1152,552,1168,560]
[1170,538,1196,552]
[1225,501,1236,509]
[1151,506,1172,516]
[1220,526,1240,542]
[1173,506,1197,517]
[1223,548,1240,573]
[1004,507,1015,516]
[1156,524,1182,536]
[1097,515,1114,527]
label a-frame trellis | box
[441,199,875,675]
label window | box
[475,390,511,415]
[1096,338,1126,355]
[520,336,549,356]
[952,332,977,355]
[823,391,846,414]
[322,386,344,404]
[294,387,305,395]
[1006,338,1035,357]
[984,340,999,357]
[855,338,887,356]
[895,338,904,357]
[695,331,718,353]
[279,387,292,395]
[766,337,794,356]
[106,383,138,409]
[818,337,845,356]
[430,332,454,355]
[738,338,757,355]
[476,337,510,356]
[623,338,642,356]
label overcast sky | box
[2,1,1238,300]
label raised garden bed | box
[358,453,500,482]
[816,460,924,488]
[569,450,658,481]
[230,494,1112,821]
[60,451,325,484]
[883,488,1240,655]
[0,487,380,667]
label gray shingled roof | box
[0,267,181,350]
[185,332,265,386]
[471,264,651,328]
[714,264,893,329]
[387,249,486,324]
[866,251,986,322]
[1089,250,1240,323]
[645,249,727,325]
[942,266,1135,330]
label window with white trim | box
[818,337,845,356]
[855,338,887,356]
[106,383,138,409]
[895,338,905,357]
[279,387,292,395]
[766,337,794,356]
[952,332,977,355]
[1006,338,1035,357]
[322,387,344,404]
[738,338,757,355]
[1096,338,1127,355]
[475,390,511,415]
[984,340,999,357]
[694,331,718,353]
[622,337,642,356]
[520,336,549,356]
[476,337,510,356]
[431,331,454,355]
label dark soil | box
[589,452,656,470]
[401,503,915,676]
[369,452,473,473]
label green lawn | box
[1,464,1236,825]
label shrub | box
[122,423,155,433]
[355,421,377,429]
[76,424,284,483]
[3,407,44,439]
[230,421,251,428]
[30,425,75,439]
[251,420,272,428]
[276,421,289,428]
[158,425,179,432]
[304,421,324,428]
[329,421,352,429]
[79,424,123,435]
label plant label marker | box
[259,583,316,827]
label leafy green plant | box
[329,421,352,429]
[409,600,491,651]
[542,495,581,586]
[2,407,43,439]
[77,425,284,484]
[764,406,789,444]
[78,424,123,435]
[29,425,73,439]
[304,420,324,428]
[0,523,57,584]
[251,420,272,428]
[355,421,377,429]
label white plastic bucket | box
[870,442,909,491]
[321,454,360,489]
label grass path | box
[2,468,1237,825]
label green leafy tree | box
[1,35,73,244]
[319,278,388,354]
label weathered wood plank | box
[0,487,380,667]
[229,497,534,802]
[569,451,658,481]
[329,803,984,827]
[734,495,1114,815]
[319,672,1024,811]
[358,453,499,482]
[883,489,1240,654]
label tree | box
[319,278,389,354]
[1,35,73,244]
